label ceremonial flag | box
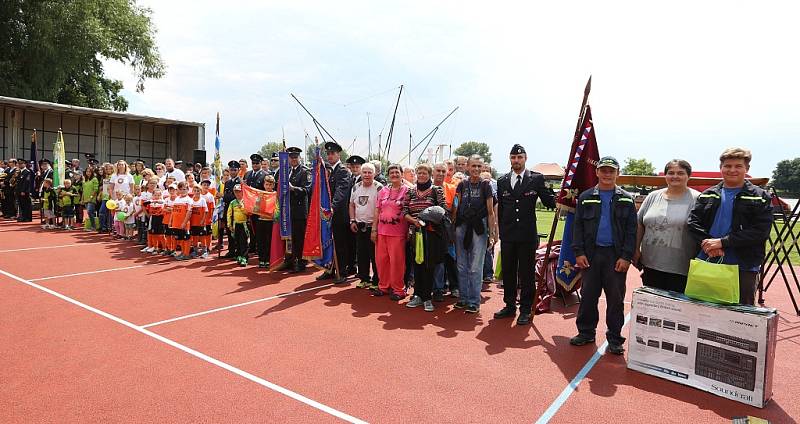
[239,184,277,217]
[29,130,38,192]
[554,105,600,292]
[269,220,286,270]
[277,151,292,239]
[52,130,66,187]
[212,113,222,192]
[302,147,334,269]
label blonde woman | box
[111,160,135,196]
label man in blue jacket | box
[569,156,637,355]
[688,147,772,305]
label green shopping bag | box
[415,230,424,264]
[685,257,740,304]
[494,255,502,280]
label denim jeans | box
[433,263,446,293]
[455,220,488,307]
[85,202,97,229]
[98,201,109,231]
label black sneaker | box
[316,271,334,281]
[432,291,445,302]
[453,301,467,309]
[465,305,479,314]
[389,293,405,301]
[607,343,625,355]
[569,334,596,346]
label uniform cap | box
[597,156,620,169]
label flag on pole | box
[277,151,292,239]
[212,113,223,192]
[554,105,600,292]
[302,147,334,269]
[52,130,66,188]
[29,129,38,193]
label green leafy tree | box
[772,158,800,194]
[453,141,492,164]
[257,141,285,160]
[621,157,656,175]
[0,0,165,111]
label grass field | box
[536,208,800,265]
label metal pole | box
[290,93,338,143]
[383,85,403,160]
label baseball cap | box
[597,156,620,169]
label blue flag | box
[278,151,292,239]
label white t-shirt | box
[350,181,382,224]
[111,173,134,195]
[114,199,127,222]
[158,168,186,188]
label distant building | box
[0,96,205,167]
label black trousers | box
[2,190,15,217]
[248,215,259,251]
[231,223,249,257]
[739,271,758,306]
[413,263,435,301]
[501,241,536,312]
[290,218,307,266]
[255,219,273,263]
[642,267,687,293]
[16,193,32,221]
[576,246,626,345]
[355,224,378,283]
[75,204,84,224]
[332,220,353,276]
[443,251,458,292]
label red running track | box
[1,220,798,423]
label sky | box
[106,0,800,177]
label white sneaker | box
[423,300,435,312]
[140,247,149,252]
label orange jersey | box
[202,192,215,225]
[169,197,191,229]
[189,197,207,227]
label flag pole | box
[534,76,591,318]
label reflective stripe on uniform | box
[582,199,601,204]
[740,196,766,202]
[617,197,633,203]
[699,193,720,199]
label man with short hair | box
[370,160,387,185]
[15,159,33,222]
[159,158,186,187]
[569,156,636,354]
[282,146,312,273]
[688,147,772,305]
[455,155,468,174]
[350,162,382,288]
[317,141,353,283]
[244,153,267,252]
[432,162,459,300]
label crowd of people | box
[0,144,771,355]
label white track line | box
[142,283,335,328]
[535,313,632,423]
[0,269,366,424]
[0,243,81,253]
[29,265,146,282]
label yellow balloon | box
[106,200,118,210]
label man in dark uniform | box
[317,141,353,283]
[281,147,312,273]
[345,155,365,273]
[222,160,242,258]
[15,159,33,222]
[2,159,18,218]
[37,159,54,197]
[494,144,555,325]
[268,152,280,175]
[244,153,267,252]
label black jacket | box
[497,170,555,243]
[572,185,637,262]
[244,168,267,189]
[687,180,772,270]
[328,162,352,224]
[275,165,311,220]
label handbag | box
[685,256,740,304]
[415,229,424,264]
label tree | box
[453,141,492,164]
[621,157,656,175]
[0,0,165,111]
[258,141,285,160]
[772,158,800,194]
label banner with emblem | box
[302,147,334,269]
[52,130,66,188]
[277,151,292,239]
[555,105,600,292]
[239,184,277,217]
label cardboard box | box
[627,287,778,408]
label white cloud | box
[103,0,800,177]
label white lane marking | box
[535,313,632,424]
[0,269,366,424]
[0,243,82,253]
[142,283,335,328]
[29,265,147,281]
